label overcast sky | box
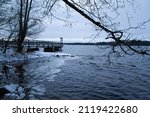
[38,0,150,43]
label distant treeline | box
[64,40,150,46]
[64,42,97,45]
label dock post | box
[60,37,63,44]
[60,37,63,48]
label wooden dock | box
[0,38,63,52]
[25,40,63,52]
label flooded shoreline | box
[0,50,75,99]
[1,45,150,100]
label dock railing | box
[0,38,63,52]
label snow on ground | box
[3,84,25,100]
[28,51,72,59]
[0,48,74,63]
[0,48,27,63]
[0,48,78,99]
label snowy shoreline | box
[0,48,73,63]
[0,48,77,100]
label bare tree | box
[1,0,149,54]
[0,0,44,53]
[0,0,17,53]
[44,0,150,55]
[16,0,45,52]
[0,0,11,33]
[16,0,34,52]
[2,16,18,53]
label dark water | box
[1,45,150,99]
[43,45,150,100]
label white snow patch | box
[28,51,72,59]
[0,48,77,63]
[3,84,26,99]
[29,85,46,98]
[4,84,18,92]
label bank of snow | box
[28,51,73,59]
[0,49,78,99]
[0,48,77,63]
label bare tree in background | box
[0,0,17,53]
[0,0,44,53]
[1,6,19,53]
[43,0,150,55]
[0,0,11,34]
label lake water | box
[1,45,150,99]
[44,45,150,100]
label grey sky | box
[39,0,150,43]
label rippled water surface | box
[1,45,150,99]
[43,45,150,100]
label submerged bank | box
[0,48,76,99]
[1,45,150,100]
